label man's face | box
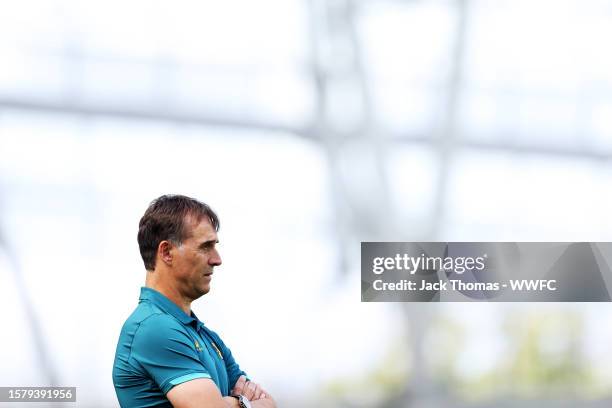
[171,216,222,301]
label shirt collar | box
[139,287,200,326]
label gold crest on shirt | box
[211,341,223,359]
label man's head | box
[138,194,222,299]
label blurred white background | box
[2,0,612,406]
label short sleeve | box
[131,314,211,394]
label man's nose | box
[209,250,222,266]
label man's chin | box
[189,285,210,300]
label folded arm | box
[229,375,277,408]
[167,378,277,408]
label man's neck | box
[145,273,192,315]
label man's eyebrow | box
[199,239,219,248]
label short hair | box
[137,194,220,271]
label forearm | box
[221,396,277,408]
[222,396,240,408]
[251,398,277,408]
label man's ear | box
[158,240,174,266]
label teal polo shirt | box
[112,287,247,408]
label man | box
[113,194,276,408]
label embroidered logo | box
[194,340,203,352]
[211,341,223,359]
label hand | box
[231,375,269,401]
[222,396,241,408]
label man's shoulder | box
[116,305,193,367]
[123,302,185,337]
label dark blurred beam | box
[390,133,612,162]
[0,231,59,386]
[0,97,307,139]
[1,96,610,161]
